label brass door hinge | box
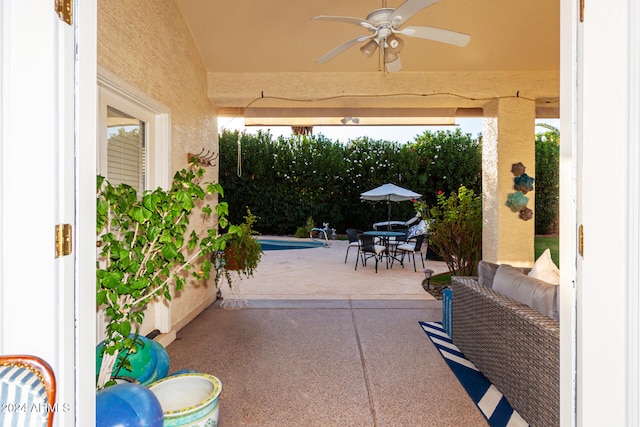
[56,224,73,258]
[55,0,73,25]
[579,0,585,22]
[578,224,584,257]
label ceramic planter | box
[148,373,222,427]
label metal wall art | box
[506,162,535,221]
[187,149,218,167]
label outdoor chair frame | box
[355,234,385,273]
[344,228,363,263]
[394,234,427,272]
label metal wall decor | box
[506,162,535,221]
[187,149,218,167]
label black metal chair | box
[344,229,363,263]
[395,234,427,272]
[355,234,385,273]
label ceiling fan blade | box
[385,56,403,73]
[312,15,376,31]
[389,0,440,27]
[316,35,374,64]
[401,26,471,47]
[380,42,402,73]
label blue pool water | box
[257,239,325,251]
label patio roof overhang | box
[178,0,560,125]
[209,71,559,126]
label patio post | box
[481,97,536,267]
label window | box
[106,106,146,192]
[97,67,170,191]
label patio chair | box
[0,354,57,427]
[386,229,409,255]
[344,229,363,263]
[355,234,385,273]
[395,234,427,272]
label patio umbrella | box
[360,183,422,225]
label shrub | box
[295,216,315,238]
[421,186,482,276]
[535,126,560,234]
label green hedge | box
[535,126,560,235]
[218,129,482,235]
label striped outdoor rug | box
[419,321,529,427]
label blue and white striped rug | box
[419,321,529,427]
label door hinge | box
[579,0,585,22]
[55,0,73,25]
[578,224,584,257]
[56,224,73,258]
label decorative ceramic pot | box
[148,373,222,427]
[96,382,163,427]
[96,335,170,386]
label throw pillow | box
[406,220,428,239]
[494,264,558,319]
[528,248,560,285]
[477,260,500,288]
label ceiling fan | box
[312,0,470,73]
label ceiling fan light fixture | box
[313,0,471,72]
[360,39,379,57]
[341,116,360,124]
[385,34,404,54]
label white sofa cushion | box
[528,248,560,285]
[493,264,559,320]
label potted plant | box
[216,207,263,286]
[96,161,239,389]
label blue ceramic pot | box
[96,382,163,427]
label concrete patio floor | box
[165,237,488,426]
[218,237,450,301]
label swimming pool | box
[257,238,326,251]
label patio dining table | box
[363,230,406,268]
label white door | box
[560,0,640,425]
[0,1,97,425]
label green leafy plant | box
[295,216,315,238]
[96,162,237,388]
[217,207,264,286]
[535,124,560,234]
[417,186,482,276]
[218,129,483,234]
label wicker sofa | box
[451,261,560,427]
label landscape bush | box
[535,125,560,234]
[219,126,558,236]
[218,128,482,234]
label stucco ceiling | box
[177,0,560,125]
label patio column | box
[481,97,536,266]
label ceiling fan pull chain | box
[237,134,242,177]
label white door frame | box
[96,68,172,339]
[0,0,96,425]
[76,1,98,425]
[560,0,640,425]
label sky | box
[218,117,560,144]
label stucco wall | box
[98,0,220,335]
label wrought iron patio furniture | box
[355,234,385,273]
[394,234,427,271]
[344,228,363,263]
